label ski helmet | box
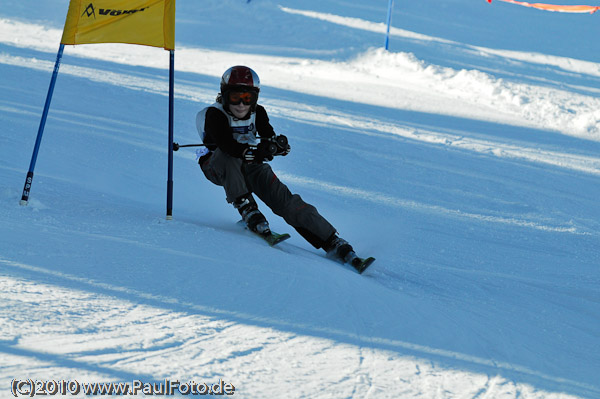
[220,66,260,109]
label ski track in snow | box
[0,256,594,399]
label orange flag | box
[487,0,600,14]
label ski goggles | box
[228,91,257,105]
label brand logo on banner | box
[82,3,96,18]
[80,3,149,18]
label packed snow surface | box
[1,0,599,398]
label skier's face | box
[229,102,250,119]
[227,90,255,118]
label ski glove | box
[274,135,291,156]
[257,141,275,162]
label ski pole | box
[172,142,206,151]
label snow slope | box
[1,0,599,398]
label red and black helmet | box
[220,66,260,108]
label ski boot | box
[324,234,355,263]
[324,234,375,274]
[233,194,270,235]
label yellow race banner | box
[61,0,175,50]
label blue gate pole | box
[384,0,394,50]
[166,49,175,220]
[20,43,65,205]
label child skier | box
[196,65,372,272]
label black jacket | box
[204,104,276,158]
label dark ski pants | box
[200,149,336,248]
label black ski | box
[327,250,376,274]
[237,221,373,272]
[349,255,376,274]
[236,220,291,246]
